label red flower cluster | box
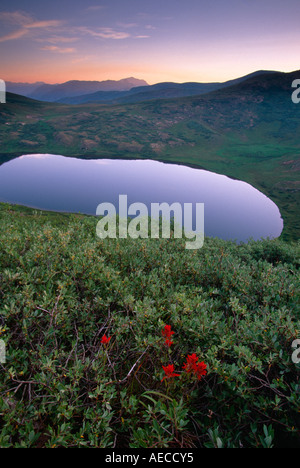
[162,324,175,348]
[101,334,111,345]
[182,353,207,381]
[161,364,180,381]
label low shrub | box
[0,204,299,448]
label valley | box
[1,70,300,240]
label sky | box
[0,0,299,85]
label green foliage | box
[0,204,299,448]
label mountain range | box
[55,70,278,105]
[6,77,149,102]
[6,71,278,105]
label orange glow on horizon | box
[4,64,299,86]
[1,1,300,86]
[3,52,299,85]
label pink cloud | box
[40,45,75,54]
[78,26,130,40]
[0,10,65,43]
[0,28,28,42]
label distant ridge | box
[27,77,149,102]
[5,71,279,104]
[6,81,46,96]
[55,70,278,105]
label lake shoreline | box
[0,154,283,243]
[0,150,297,242]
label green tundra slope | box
[0,203,299,448]
[0,70,299,240]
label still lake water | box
[0,154,283,242]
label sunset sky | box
[0,0,299,85]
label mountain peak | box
[27,77,149,101]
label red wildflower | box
[183,354,207,381]
[161,364,180,381]
[182,353,199,374]
[164,339,174,348]
[162,325,175,340]
[193,361,207,380]
[101,334,111,345]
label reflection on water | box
[0,154,283,242]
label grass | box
[0,203,299,448]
